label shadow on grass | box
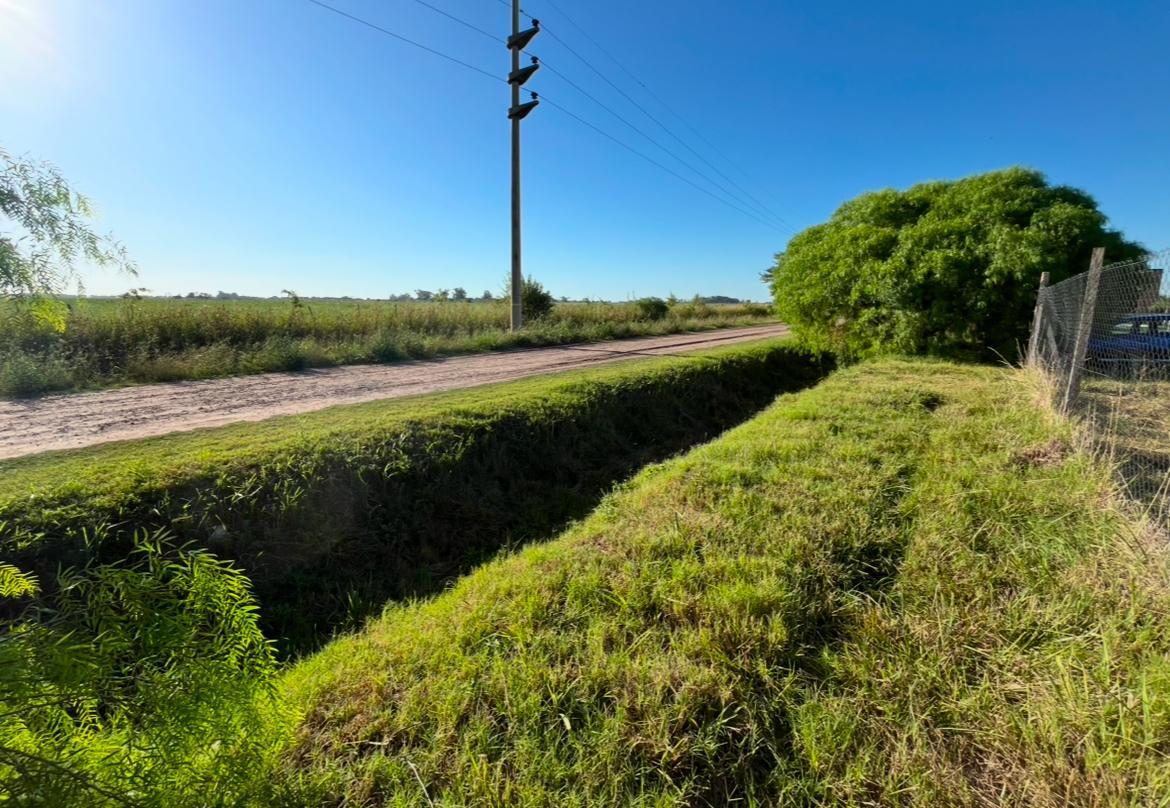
[257,354,831,658]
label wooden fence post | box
[1062,247,1106,413]
[1026,271,1051,367]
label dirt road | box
[0,325,789,460]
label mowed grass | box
[278,359,1170,806]
[0,296,773,396]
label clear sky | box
[2,0,1167,301]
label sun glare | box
[0,0,64,83]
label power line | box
[407,0,502,44]
[303,0,782,232]
[398,0,767,216]
[491,0,535,21]
[305,0,504,83]
[538,95,784,233]
[535,62,765,217]
[529,1,795,232]
[537,25,791,232]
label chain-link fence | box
[1028,247,1170,517]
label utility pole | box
[506,5,540,330]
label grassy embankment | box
[0,296,774,396]
[278,359,1170,806]
[1,339,824,656]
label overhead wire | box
[529,62,771,218]
[516,0,795,232]
[537,96,784,233]
[540,26,790,232]
[407,0,502,43]
[305,0,504,83]
[397,0,783,222]
[302,0,783,231]
[395,0,769,216]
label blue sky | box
[1,0,1167,301]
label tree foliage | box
[1,148,134,327]
[635,297,670,321]
[0,532,288,806]
[768,167,1145,359]
[504,275,555,321]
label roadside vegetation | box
[5,355,1168,805]
[0,295,773,397]
[280,359,1170,804]
[5,156,1165,806]
[2,338,824,656]
[768,167,1145,360]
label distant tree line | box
[160,288,752,305]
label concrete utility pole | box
[506,3,540,331]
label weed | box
[1,339,825,656]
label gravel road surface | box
[0,324,789,459]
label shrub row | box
[1,340,827,655]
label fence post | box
[1062,247,1106,413]
[1026,271,1051,367]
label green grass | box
[2,338,826,656]
[0,296,774,396]
[277,358,1170,806]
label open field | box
[0,296,774,396]
[0,324,788,459]
[277,359,1170,806]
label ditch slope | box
[279,359,1170,806]
[2,338,823,655]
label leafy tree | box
[1,148,134,327]
[452,287,467,301]
[481,289,494,301]
[768,167,1145,360]
[635,297,670,321]
[414,289,433,301]
[504,275,555,321]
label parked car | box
[1086,313,1170,376]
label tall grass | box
[0,297,774,396]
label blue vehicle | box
[1086,313,1170,375]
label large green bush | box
[769,167,1145,359]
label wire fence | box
[1028,247,1170,517]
